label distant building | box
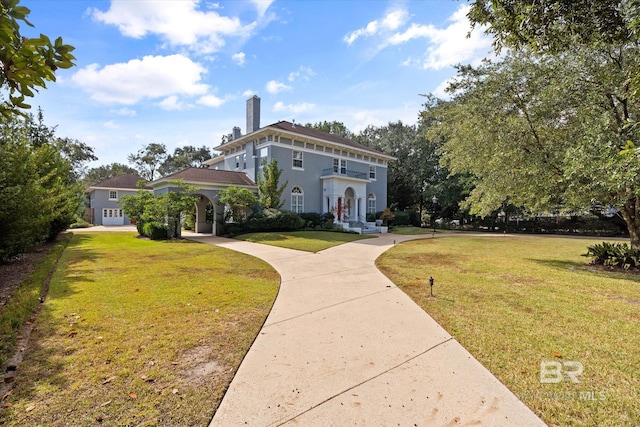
[87,175,150,225]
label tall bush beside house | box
[159,185,199,238]
[218,186,258,226]
[257,158,287,209]
[120,181,155,235]
[380,208,395,226]
[120,180,197,239]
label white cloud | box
[103,120,120,129]
[232,52,246,66]
[273,101,314,114]
[250,0,275,18]
[348,105,418,133]
[388,22,437,45]
[433,75,465,98]
[197,94,227,107]
[242,89,256,97]
[344,8,408,45]
[71,54,209,105]
[390,5,494,70]
[433,78,452,99]
[400,56,418,67]
[266,80,292,94]
[344,4,493,68]
[110,107,137,117]
[90,0,259,55]
[159,95,188,111]
[288,66,315,82]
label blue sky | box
[24,0,495,167]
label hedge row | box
[221,209,335,236]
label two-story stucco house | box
[87,174,150,226]
[149,96,394,235]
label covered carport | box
[148,167,257,236]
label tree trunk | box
[619,196,640,249]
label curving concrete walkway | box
[184,232,546,427]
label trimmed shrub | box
[300,212,324,228]
[393,211,410,226]
[142,222,168,240]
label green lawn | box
[235,230,374,252]
[1,232,279,426]
[377,235,640,427]
[390,226,435,235]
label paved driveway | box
[185,232,546,426]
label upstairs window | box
[109,190,117,200]
[235,155,240,170]
[369,165,376,180]
[292,150,303,169]
[333,158,347,174]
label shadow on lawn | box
[529,258,640,283]
[42,234,102,303]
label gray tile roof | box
[91,174,148,190]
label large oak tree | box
[437,0,640,246]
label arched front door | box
[344,187,355,221]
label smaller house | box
[87,174,150,226]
